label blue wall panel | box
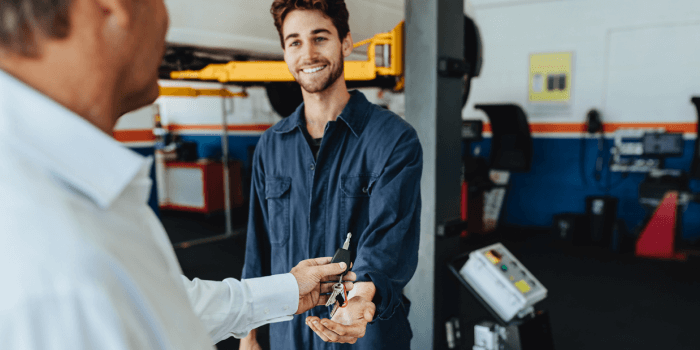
[179,134,262,169]
[467,137,700,242]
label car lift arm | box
[169,22,405,90]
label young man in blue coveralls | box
[240,1,423,349]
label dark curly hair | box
[271,0,350,48]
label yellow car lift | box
[158,86,248,98]
[170,22,405,91]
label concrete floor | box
[161,210,700,350]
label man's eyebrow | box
[284,28,333,43]
[284,33,299,43]
[311,28,332,35]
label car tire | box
[265,82,303,118]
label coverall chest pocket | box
[340,175,377,236]
[265,177,291,245]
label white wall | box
[156,80,281,134]
[464,0,700,124]
[115,104,157,130]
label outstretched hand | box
[290,257,356,314]
[305,295,376,344]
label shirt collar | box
[272,90,372,137]
[0,69,149,209]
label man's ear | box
[342,32,353,58]
[95,0,133,30]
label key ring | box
[340,288,348,308]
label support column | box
[404,0,464,349]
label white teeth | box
[303,66,326,73]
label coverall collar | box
[272,90,372,138]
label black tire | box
[463,15,483,107]
[265,82,303,118]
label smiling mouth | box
[302,65,327,74]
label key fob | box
[330,248,351,276]
[336,286,346,306]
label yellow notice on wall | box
[529,52,572,102]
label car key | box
[326,282,345,309]
[325,277,344,307]
[331,232,352,276]
[325,233,352,308]
[330,281,347,318]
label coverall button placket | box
[309,122,333,260]
[308,154,315,259]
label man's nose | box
[301,42,319,62]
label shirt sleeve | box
[241,142,272,280]
[180,273,299,342]
[351,129,423,321]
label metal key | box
[325,233,353,308]
[329,283,346,317]
[330,302,340,318]
[325,277,344,307]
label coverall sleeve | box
[351,129,423,321]
[241,143,272,280]
[180,274,298,342]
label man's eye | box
[290,41,300,47]
[315,37,326,42]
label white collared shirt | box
[0,70,298,349]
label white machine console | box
[459,243,547,322]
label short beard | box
[297,51,344,94]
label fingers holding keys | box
[290,257,356,314]
[320,262,355,282]
[296,256,332,267]
[320,279,355,292]
[312,261,352,281]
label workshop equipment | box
[633,97,700,260]
[448,243,554,350]
[461,104,532,234]
[585,196,618,248]
[635,170,700,260]
[551,213,588,245]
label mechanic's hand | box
[290,257,356,314]
[238,329,262,350]
[305,295,376,344]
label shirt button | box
[264,308,270,315]
[362,187,368,193]
[310,164,315,171]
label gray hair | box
[0,0,73,57]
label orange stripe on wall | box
[113,129,155,142]
[167,124,273,132]
[602,123,696,133]
[480,122,697,134]
[117,122,694,141]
